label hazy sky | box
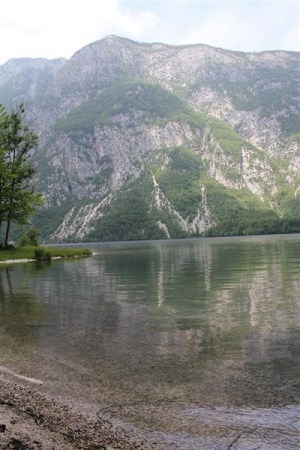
[0,0,299,64]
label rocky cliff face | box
[0,36,299,241]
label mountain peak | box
[0,36,299,242]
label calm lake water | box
[0,235,299,449]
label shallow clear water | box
[0,235,299,448]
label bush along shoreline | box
[0,245,92,263]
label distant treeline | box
[205,218,300,237]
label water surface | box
[0,235,299,448]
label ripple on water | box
[183,404,300,449]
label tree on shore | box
[0,104,42,247]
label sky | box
[0,0,299,64]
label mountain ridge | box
[0,36,299,241]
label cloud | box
[0,0,158,63]
[0,0,298,64]
[282,27,300,51]
[179,12,262,51]
[178,2,300,52]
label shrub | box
[34,248,52,261]
[19,227,40,247]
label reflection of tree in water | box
[0,267,46,341]
[24,258,123,358]
[0,239,297,411]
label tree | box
[0,104,43,247]
[19,226,40,247]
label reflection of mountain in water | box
[0,237,299,411]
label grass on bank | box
[0,245,92,262]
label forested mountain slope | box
[1,35,299,241]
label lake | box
[0,235,299,449]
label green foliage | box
[85,166,113,185]
[88,182,165,241]
[158,172,200,218]
[32,201,76,240]
[53,79,251,166]
[0,245,92,261]
[206,217,300,237]
[19,227,40,246]
[154,148,202,218]
[0,245,36,261]
[202,177,288,236]
[0,103,43,247]
[34,248,52,261]
[46,247,92,258]
[276,189,300,220]
[208,119,245,157]
[204,185,300,235]
[5,71,296,243]
[195,63,300,137]
[86,143,300,241]
[289,133,300,143]
[168,147,201,173]
[53,82,194,134]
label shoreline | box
[0,377,155,450]
[0,258,36,264]
[0,246,92,265]
[0,375,299,450]
[0,256,71,264]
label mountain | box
[0,35,299,241]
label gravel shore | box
[0,377,158,450]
